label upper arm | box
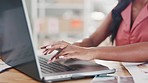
[89,12,113,46]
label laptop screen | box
[0,0,41,80]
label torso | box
[115,0,148,46]
[131,0,148,27]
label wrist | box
[88,47,99,60]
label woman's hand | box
[41,41,96,62]
[53,45,95,61]
[41,41,71,55]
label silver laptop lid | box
[0,0,43,81]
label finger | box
[50,51,61,61]
[47,60,52,64]
[41,41,69,49]
[43,49,49,53]
[40,46,47,49]
[50,45,68,51]
[53,45,72,56]
[52,51,74,60]
[52,49,69,59]
[47,49,55,54]
[47,57,57,63]
[41,41,54,49]
[51,57,56,62]
[50,50,72,62]
[48,44,69,61]
[51,56,61,62]
[44,51,48,55]
[40,45,50,49]
[43,46,61,55]
[43,49,53,55]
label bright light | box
[91,12,105,20]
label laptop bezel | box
[22,0,43,80]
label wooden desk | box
[0,60,132,83]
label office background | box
[25,0,117,50]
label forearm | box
[92,42,148,62]
[73,37,95,47]
[73,13,112,47]
[73,34,109,47]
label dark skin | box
[131,0,148,25]
[41,0,148,62]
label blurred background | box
[25,0,118,49]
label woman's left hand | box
[50,44,96,62]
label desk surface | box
[0,60,132,83]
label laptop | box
[0,0,115,82]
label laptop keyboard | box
[38,57,76,74]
